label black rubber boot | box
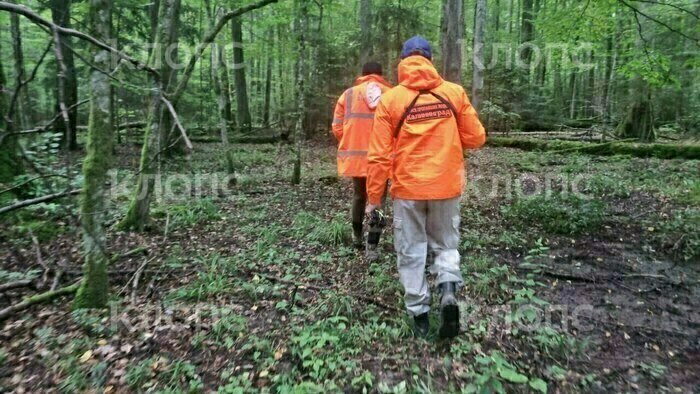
[352,221,364,250]
[413,312,430,338]
[438,282,459,339]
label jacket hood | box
[398,56,443,91]
[354,74,391,87]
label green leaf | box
[492,379,506,394]
[499,368,528,383]
[529,378,548,393]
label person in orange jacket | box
[331,62,392,257]
[366,36,486,338]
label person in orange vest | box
[366,37,486,338]
[331,62,392,258]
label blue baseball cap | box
[400,36,432,60]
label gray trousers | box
[393,197,463,316]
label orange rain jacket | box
[332,74,392,177]
[366,56,486,205]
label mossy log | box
[0,281,81,321]
[487,137,700,160]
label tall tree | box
[50,0,79,150]
[160,0,182,151]
[262,29,273,127]
[359,0,373,64]
[9,1,32,128]
[0,35,24,185]
[232,16,252,132]
[118,0,181,231]
[73,0,113,309]
[520,0,534,70]
[118,0,277,231]
[440,0,464,84]
[616,12,655,142]
[472,0,486,110]
[291,0,308,185]
[206,2,235,176]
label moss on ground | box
[487,137,700,160]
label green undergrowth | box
[502,193,606,235]
[456,241,594,392]
[169,254,240,301]
[292,211,351,246]
[2,207,71,243]
[488,137,700,159]
[654,208,700,262]
[159,197,221,227]
[125,357,203,392]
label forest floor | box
[1,140,698,393]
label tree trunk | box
[207,3,235,176]
[0,38,24,185]
[118,0,180,231]
[587,49,595,118]
[161,0,182,153]
[263,30,273,128]
[440,0,464,84]
[148,0,161,60]
[50,0,79,151]
[359,0,373,64]
[231,16,252,132]
[276,25,284,128]
[616,27,655,142]
[508,0,515,34]
[73,0,113,309]
[291,0,308,185]
[493,0,500,32]
[118,0,277,231]
[568,70,576,119]
[616,91,655,142]
[520,0,534,71]
[9,1,32,128]
[472,0,486,110]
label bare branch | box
[0,2,158,77]
[0,174,68,196]
[161,96,193,151]
[0,280,81,322]
[618,0,700,46]
[169,0,279,102]
[6,39,52,126]
[1,99,90,143]
[628,0,699,19]
[0,189,80,216]
[51,28,72,146]
[0,280,33,293]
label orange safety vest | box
[331,74,392,177]
[366,56,486,205]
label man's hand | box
[365,203,380,214]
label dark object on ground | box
[438,282,459,339]
[413,312,429,338]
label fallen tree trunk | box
[231,135,284,144]
[0,280,80,321]
[0,189,80,216]
[78,121,146,131]
[487,137,700,160]
[118,121,146,130]
[0,279,33,293]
